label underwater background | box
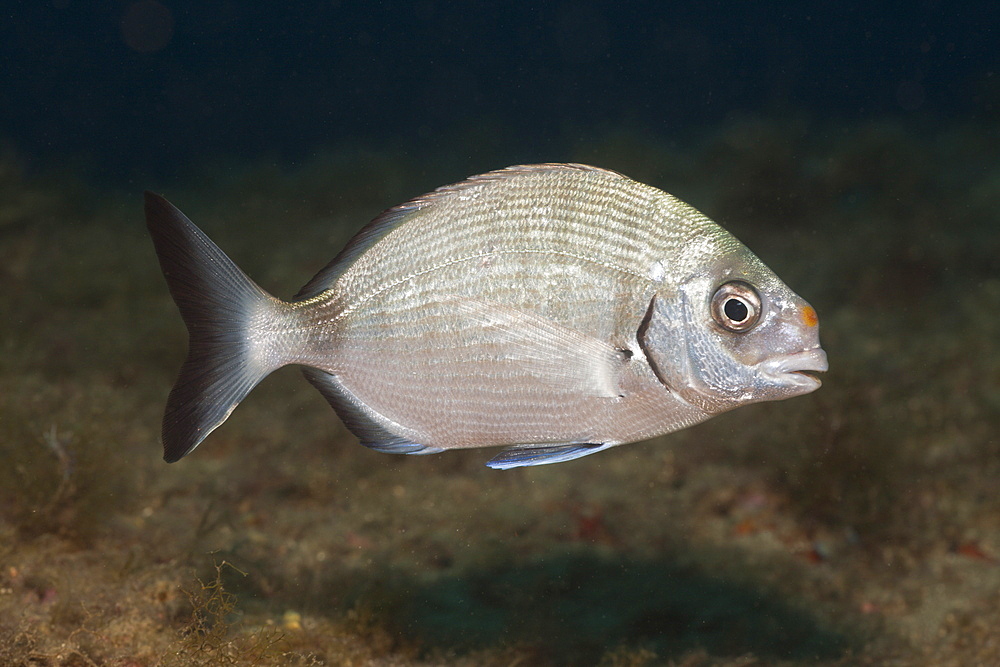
[1,1,998,665]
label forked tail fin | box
[145,192,287,462]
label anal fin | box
[302,367,443,455]
[485,442,615,470]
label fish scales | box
[146,163,827,468]
[323,170,674,310]
[308,177,682,354]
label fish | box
[145,163,827,469]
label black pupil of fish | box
[724,298,749,323]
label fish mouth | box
[759,348,829,390]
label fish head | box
[640,243,827,414]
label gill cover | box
[637,272,826,413]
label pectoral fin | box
[442,296,627,399]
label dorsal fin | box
[293,163,625,301]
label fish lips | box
[758,348,829,391]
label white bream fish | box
[146,163,827,469]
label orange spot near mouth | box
[801,306,819,328]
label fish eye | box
[711,281,761,332]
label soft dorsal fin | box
[293,163,624,301]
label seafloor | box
[1,117,998,666]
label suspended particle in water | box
[121,0,174,54]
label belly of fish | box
[316,252,705,450]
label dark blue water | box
[2,1,996,181]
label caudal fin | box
[145,192,285,462]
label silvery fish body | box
[146,164,827,469]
